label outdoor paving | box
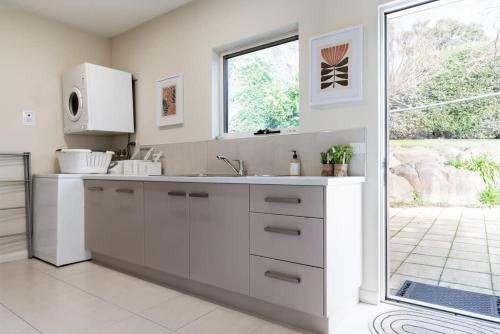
[389,206,500,296]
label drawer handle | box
[168,191,186,197]
[189,192,209,198]
[264,226,301,236]
[264,270,301,284]
[87,186,103,192]
[116,188,134,194]
[264,196,301,204]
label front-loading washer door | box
[66,87,83,122]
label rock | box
[436,146,461,162]
[388,172,414,205]
[413,161,486,205]
[445,166,486,205]
[392,146,445,164]
[388,153,401,168]
[390,163,421,190]
[414,161,448,203]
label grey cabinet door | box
[144,182,189,278]
[84,180,113,256]
[110,181,144,265]
[188,183,250,295]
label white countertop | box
[82,174,365,186]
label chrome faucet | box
[216,155,245,176]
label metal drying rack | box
[0,153,33,258]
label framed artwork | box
[156,73,183,127]
[310,25,363,105]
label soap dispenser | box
[289,150,301,176]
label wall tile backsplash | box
[151,127,366,177]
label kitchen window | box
[221,35,299,137]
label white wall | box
[0,7,112,174]
[111,0,390,303]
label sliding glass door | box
[384,0,500,320]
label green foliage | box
[412,191,423,205]
[448,155,500,185]
[320,148,335,164]
[479,186,500,207]
[449,154,500,207]
[331,145,353,164]
[228,51,299,133]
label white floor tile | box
[95,315,173,334]
[140,294,218,330]
[177,307,263,334]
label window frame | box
[219,34,300,139]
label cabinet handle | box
[168,191,186,197]
[116,188,134,194]
[264,270,301,284]
[87,186,103,191]
[264,196,301,204]
[264,226,301,236]
[189,192,209,198]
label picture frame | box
[156,73,184,127]
[309,25,363,106]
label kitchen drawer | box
[250,255,324,316]
[250,213,323,267]
[250,185,323,218]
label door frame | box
[378,0,500,323]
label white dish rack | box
[56,149,114,174]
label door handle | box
[264,226,301,236]
[189,192,209,198]
[116,188,134,194]
[168,191,186,197]
[87,186,103,191]
[264,270,301,284]
[264,196,301,204]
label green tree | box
[389,19,500,139]
[228,53,299,133]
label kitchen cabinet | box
[85,180,113,256]
[144,182,189,278]
[85,180,144,265]
[188,183,250,295]
[84,176,364,334]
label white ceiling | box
[3,0,192,37]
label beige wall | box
[0,7,112,174]
[111,0,388,303]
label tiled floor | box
[0,259,313,334]
[389,206,500,296]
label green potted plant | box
[331,144,353,176]
[320,148,335,176]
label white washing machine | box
[33,174,91,266]
[62,63,134,135]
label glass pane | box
[386,0,500,317]
[226,39,299,134]
[387,0,500,112]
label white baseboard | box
[0,250,28,264]
[360,288,380,305]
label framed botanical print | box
[156,73,184,127]
[310,25,363,105]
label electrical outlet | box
[350,142,366,154]
[22,110,36,126]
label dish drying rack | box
[0,153,33,260]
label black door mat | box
[396,280,500,318]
